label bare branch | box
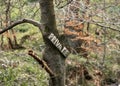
[57,0,73,9]
[0,18,42,34]
[28,50,55,77]
[91,20,120,33]
[78,17,120,32]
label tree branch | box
[81,18,120,32]
[57,0,73,9]
[92,20,120,32]
[28,50,55,77]
[0,18,42,34]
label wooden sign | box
[48,33,70,58]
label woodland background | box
[0,0,120,86]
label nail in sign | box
[48,33,70,58]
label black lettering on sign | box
[48,33,70,58]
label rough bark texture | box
[39,0,66,86]
[0,0,66,85]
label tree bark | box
[39,0,66,86]
[0,0,66,85]
[5,0,14,49]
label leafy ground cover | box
[0,26,120,86]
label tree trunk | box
[5,0,14,49]
[39,0,65,86]
[0,0,66,85]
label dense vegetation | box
[0,0,120,86]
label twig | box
[89,20,120,32]
[57,0,73,9]
[94,22,120,33]
[28,50,55,77]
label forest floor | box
[0,27,120,86]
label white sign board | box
[48,33,70,58]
